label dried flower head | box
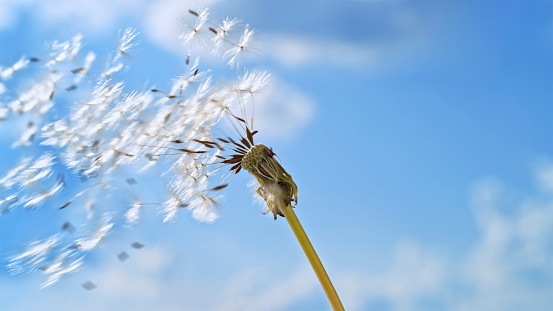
[242,144,298,219]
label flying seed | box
[62,221,76,233]
[117,252,130,262]
[82,281,97,291]
[131,242,145,249]
[59,201,72,210]
[210,184,228,191]
[71,67,85,74]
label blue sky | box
[1,0,552,310]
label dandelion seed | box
[81,280,97,291]
[224,26,255,67]
[125,201,142,224]
[62,221,76,234]
[73,214,113,251]
[41,255,84,288]
[212,17,239,52]
[66,85,77,92]
[116,28,140,59]
[45,34,83,67]
[160,190,190,222]
[71,52,95,84]
[0,57,30,80]
[131,242,144,249]
[180,8,212,63]
[22,174,65,209]
[12,121,37,147]
[8,234,61,275]
[117,251,130,262]
[0,195,19,214]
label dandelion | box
[1,8,344,310]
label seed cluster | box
[0,8,270,287]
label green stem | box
[279,201,345,311]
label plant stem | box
[279,201,345,311]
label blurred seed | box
[117,251,130,262]
[62,221,76,233]
[82,281,97,291]
[59,201,72,210]
[131,242,144,249]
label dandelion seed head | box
[241,144,298,219]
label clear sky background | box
[0,0,552,310]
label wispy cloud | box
[213,265,318,311]
[335,162,553,311]
[261,35,380,69]
[0,0,219,35]
[338,242,446,311]
[253,77,316,141]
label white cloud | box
[336,162,553,311]
[253,77,316,141]
[0,0,217,35]
[213,266,318,311]
[338,242,446,311]
[0,0,428,71]
[0,0,140,32]
[458,173,553,311]
[262,35,380,69]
